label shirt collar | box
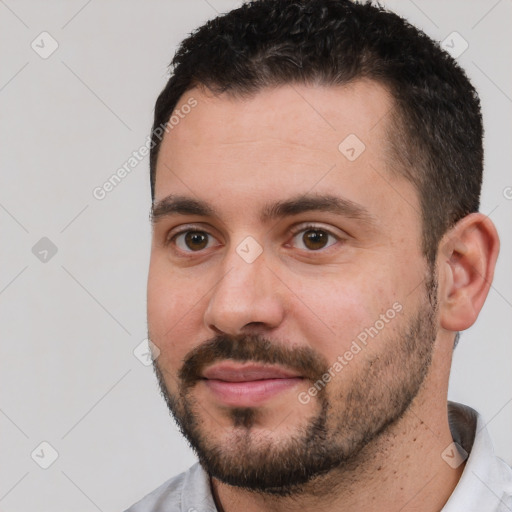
[442,401,512,511]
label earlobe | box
[439,213,500,332]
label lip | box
[201,363,303,407]
[202,363,301,381]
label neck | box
[210,394,464,512]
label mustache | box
[178,333,329,388]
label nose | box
[203,248,286,336]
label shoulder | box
[123,462,215,512]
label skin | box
[147,80,500,512]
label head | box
[146,0,499,496]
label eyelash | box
[165,224,343,253]
[288,224,341,251]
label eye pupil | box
[185,231,208,250]
[303,229,328,250]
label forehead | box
[153,80,418,231]
[159,80,393,165]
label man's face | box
[147,81,439,493]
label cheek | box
[291,270,401,357]
[147,262,205,363]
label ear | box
[438,213,500,332]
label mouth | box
[200,362,304,407]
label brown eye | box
[185,232,208,250]
[303,229,329,250]
[174,231,215,251]
[291,227,338,251]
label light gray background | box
[1,1,511,510]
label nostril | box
[209,325,224,336]
[244,321,268,330]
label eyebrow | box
[150,193,376,227]
[151,195,215,223]
[260,194,376,225]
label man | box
[127,0,511,510]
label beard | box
[152,273,438,496]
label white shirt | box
[125,402,512,512]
